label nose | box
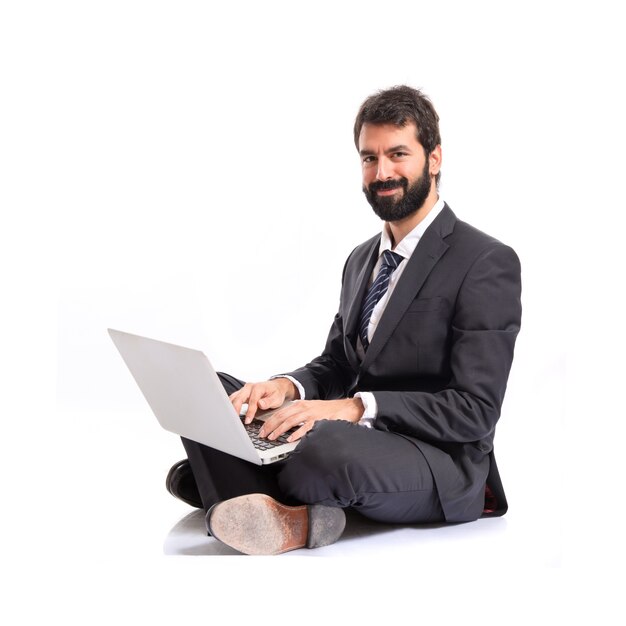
[375,157,392,181]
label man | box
[167,85,522,555]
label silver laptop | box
[108,329,298,465]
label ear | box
[429,145,442,176]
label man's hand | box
[230,378,299,423]
[258,398,365,443]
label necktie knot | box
[380,249,403,271]
[358,249,404,350]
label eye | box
[362,155,376,164]
[392,151,409,159]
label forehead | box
[358,122,422,152]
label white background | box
[1,1,624,623]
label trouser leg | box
[182,437,293,512]
[182,372,444,523]
[277,420,445,524]
[181,372,294,512]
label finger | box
[258,402,301,437]
[229,385,251,416]
[272,415,316,442]
[286,421,314,443]
[245,385,271,422]
[252,389,293,431]
[263,404,310,440]
[257,388,284,411]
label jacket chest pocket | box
[407,296,443,312]
[405,297,450,374]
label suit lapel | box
[344,238,380,369]
[361,205,456,369]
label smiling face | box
[359,122,441,223]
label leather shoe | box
[206,493,346,555]
[166,460,202,508]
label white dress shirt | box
[354,197,445,424]
[278,197,446,426]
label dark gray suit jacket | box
[286,204,522,522]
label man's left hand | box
[259,398,365,442]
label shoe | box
[166,460,202,508]
[205,493,346,555]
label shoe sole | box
[206,493,345,555]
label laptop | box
[108,329,299,465]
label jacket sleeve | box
[284,311,357,400]
[374,242,522,444]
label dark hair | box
[353,85,442,184]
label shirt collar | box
[379,197,446,260]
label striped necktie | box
[358,249,403,350]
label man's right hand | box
[229,378,299,424]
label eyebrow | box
[359,144,413,157]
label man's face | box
[359,123,434,222]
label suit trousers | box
[182,373,445,524]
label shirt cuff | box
[270,375,306,401]
[354,391,377,428]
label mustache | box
[368,178,408,193]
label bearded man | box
[167,85,522,555]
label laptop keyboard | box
[244,418,296,450]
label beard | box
[362,160,432,222]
